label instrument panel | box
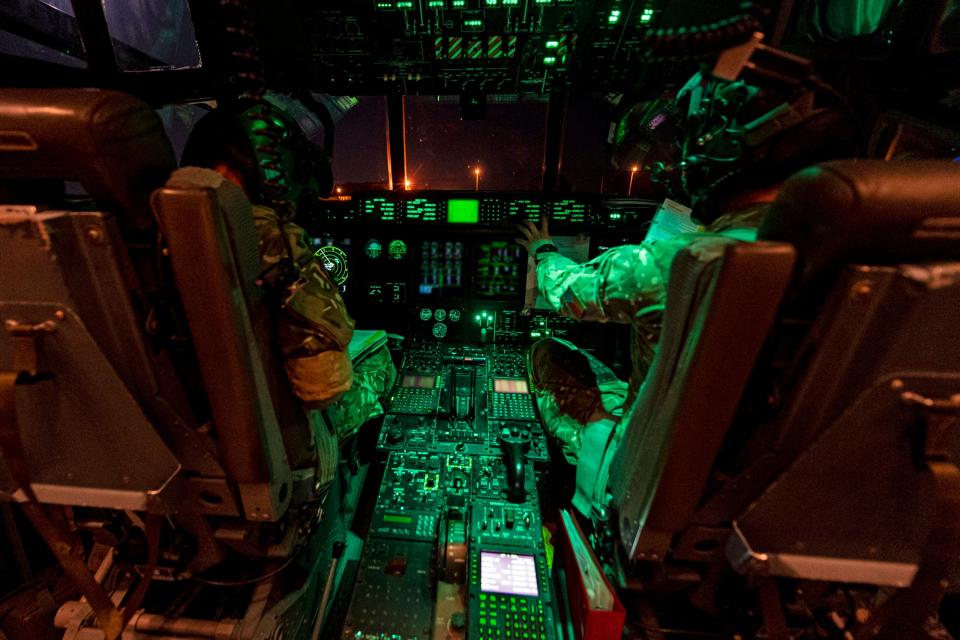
[303,191,654,338]
[300,0,677,95]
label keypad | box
[390,387,437,414]
[476,594,549,640]
[491,392,536,420]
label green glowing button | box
[420,308,433,321]
[543,55,556,65]
[448,199,479,224]
[545,40,559,49]
[449,309,462,322]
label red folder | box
[558,510,625,640]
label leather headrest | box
[759,160,960,294]
[0,88,175,229]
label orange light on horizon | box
[628,165,639,195]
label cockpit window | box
[101,0,201,71]
[0,0,86,67]
[328,96,390,190]
[405,96,548,191]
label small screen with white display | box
[402,375,437,389]
[480,552,539,597]
[494,379,529,394]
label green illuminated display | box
[365,239,383,259]
[448,199,480,224]
[609,9,621,23]
[543,55,556,65]
[383,514,413,524]
[388,239,408,260]
[502,0,519,4]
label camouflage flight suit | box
[254,205,396,478]
[530,205,768,467]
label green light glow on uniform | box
[448,199,480,224]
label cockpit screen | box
[447,199,479,224]
[420,240,464,295]
[480,552,539,597]
[475,241,525,298]
[402,375,437,389]
[494,379,529,394]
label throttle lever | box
[499,424,531,504]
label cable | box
[639,2,771,60]
[191,552,298,587]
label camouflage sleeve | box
[253,205,355,354]
[535,238,690,323]
[253,205,356,405]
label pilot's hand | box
[516,216,552,254]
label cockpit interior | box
[1,1,960,640]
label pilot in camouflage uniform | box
[520,68,859,491]
[254,203,396,444]
[523,207,767,466]
[182,101,396,491]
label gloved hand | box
[515,216,555,256]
